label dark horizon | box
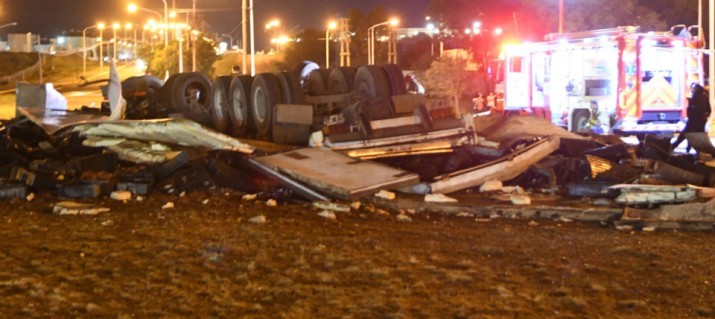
[1,0,430,46]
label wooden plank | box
[255,148,420,199]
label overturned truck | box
[116,62,470,150]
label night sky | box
[1,0,431,46]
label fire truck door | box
[505,54,528,110]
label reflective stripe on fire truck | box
[640,75,677,108]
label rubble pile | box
[2,106,715,230]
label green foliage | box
[144,37,218,77]
[421,57,471,108]
[282,28,330,69]
[521,0,667,34]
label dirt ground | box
[0,190,714,318]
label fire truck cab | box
[502,26,703,134]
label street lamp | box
[265,19,281,51]
[326,21,337,68]
[368,18,398,65]
[128,1,168,46]
[82,23,101,76]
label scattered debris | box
[266,199,278,207]
[612,185,699,205]
[161,202,175,210]
[110,190,132,201]
[317,210,337,220]
[375,190,396,200]
[424,193,458,203]
[313,201,351,213]
[510,194,532,205]
[479,180,503,193]
[242,194,257,201]
[53,201,110,215]
[350,201,362,211]
[248,215,267,224]
[396,214,412,222]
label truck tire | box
[159,73,182,112]
[210,76,233,132]
[571,109,591,132]
[251,73,283,137]
[170,72,213,125]
[328,67,356,94]
[382,64,407,96]
[306,69,331,96]
[227,75,254,136]
[354,65,391,102]
[276,71,304,104]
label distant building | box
[8,33,35,52]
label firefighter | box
[672,83,712,152]
[472,92,485,112]
[486,92,496,110]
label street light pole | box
[113,23,119,61]
[249,0,255,76]
[82,24,98,76]
[710,0,714,106]
[133,27,139,59]
[99,24,105,73]
[367,19,398,65]
[161,0,169,47]
[326,21,336,68]
[558,0,564,33]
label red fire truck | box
[501,26,704,134]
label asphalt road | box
[0,62,144,119]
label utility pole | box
[242,0,248,75]
[339,18,350,67]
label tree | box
[280,28,327,70]
[144,36,218,77]
[517,0,666,37]
[420,57,472,114]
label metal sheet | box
[255,148,419,199]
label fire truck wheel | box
[251,73,284,137]
[227,75,254,136]
[572,109,591,132]
[171,72,213,125]
[328,67,356,94]
[293,61,320,91]
[277,71,304,104]
[382,64,407,96]
[306,69,331,96]
[210,76,233,133]
[354,65,391,101]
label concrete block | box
[56,184,101,199]
[0,183,28,200]
[71,153,119,173]
[154,150,198,180]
